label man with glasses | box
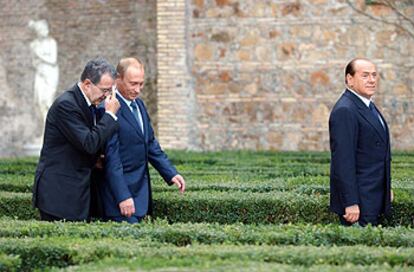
[98,57,185,223]
[33,57,120,221]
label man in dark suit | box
[329,58,392,226]
[100,57,186,223]
[32,57,120,221]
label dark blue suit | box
[99,94,178,220]
[329,89,391,224]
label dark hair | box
[80,57,116,84]
[344,59,357,85]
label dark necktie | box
[89,105,96,125]
[130,101,143,132]
[369,102,385,130]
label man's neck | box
[347,87,371,107]
[78,82,92,107]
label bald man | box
[99,57,186,223]
[329,58,392,226]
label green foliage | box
[0,151,413,271]
[0,254,21,272]
[0,237,414,271]
[56,258,414,272]
[0,188,413,226]
[0,192,38,220]
[0,219,413,248]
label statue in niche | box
[28,19,59,126]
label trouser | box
[107,215,144,224]
[39,210,63,222]
[338,214,379,227]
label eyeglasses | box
[91,82,112,94]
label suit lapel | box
[73,84,94,127]
[118,94,144,139]
[344,90,387,143]
[375,105,390,143]
[135,99,148,141]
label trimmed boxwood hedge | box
[69,260,414,272]
[0,253,21,272]
[0,219,413,248]
[1,190,413,226]
[0,192,38,220]
[1,237,414,271]
[0,152,413,271]
[60,257,413,272]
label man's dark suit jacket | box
[99,95,177,218]
[329,89,391,217]
[32,84,118,221]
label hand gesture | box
[171,174,186,193]
[119,197,135,218]
[343,204,360,223]
[105,88,120,115]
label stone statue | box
[28,19,59,125]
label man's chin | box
[93,100,104,106]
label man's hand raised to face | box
[105,89,120,115]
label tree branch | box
[346,0,414,39]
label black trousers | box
[338,214,379,227]
[39,210,63,222]
[106,215,145,224]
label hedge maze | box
[0,151,413,271]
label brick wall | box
[157,0,198,150]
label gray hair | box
[80,57,116,84]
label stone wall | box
[0,0,156,156]
[0,0,413,156]
[157,0,414,151]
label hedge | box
[1,191,337,223]
[152,191,414,226]
[51,258,414,272]
[0,192,38,220]
[0,219,413,248]
[0,254,21,272]
[1,237,414,271]
[0,175,412,198]
[1,191,413,226]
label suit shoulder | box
[332,94,356,111]
[330,96,358,120]
[49,88,80,116]
[54,91,76,107]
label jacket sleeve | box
[104,132,132,204]
[54,100,118,155]
[329,106,359,208]
[145,114,178,185]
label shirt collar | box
[347,87,371,108]
[77,82,92,107]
